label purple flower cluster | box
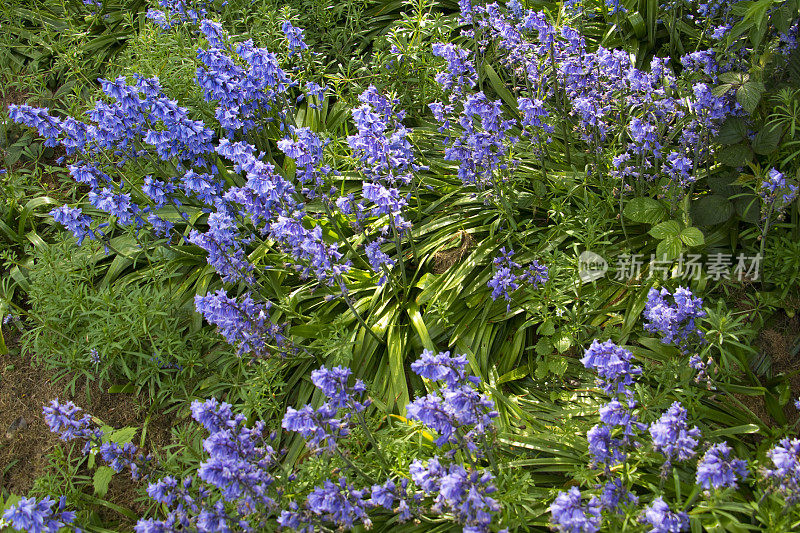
[194,289,285,358]
[580,340,641,398]
[410,458,501,531]
[640,497,689,533]
[764,438,800,504]
[406,350,498,453]
[549,486,602,533]
[146,0,223,30]
[649,402,701,472]
[135,398,278,532]
[43,399,152,478]
[50,205,97,245]
[760,168,798,219]
[580,340,645,480]
[643,287,705,352]
[451,1,737,191]
[487,247,548,308]
[2,496,76,533]
[282,365,368,452]
[696,442,748,490]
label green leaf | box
[718,71,748,85]
[623,197,666,224]
[752,123,783,155]
[553,333,572,354]
[107,427,137,445]
[107,383,135,393]
[736,81,765,114]
[656,235,683,260]
[534,357,549,380]
[679,227,705,247]
[548,356,568,377]
[497,366,529,385]
[691,195,735,225]
[717,144,753,167]
[649,220,681,239]
[535,337,553,356]
[537,319,555,336]
[93,466,115,498]
[715,117,748,145]
[734,195,760,224]
[707,424,761,438]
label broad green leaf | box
[679,227,705,247]
[93,466,115,498]
[691,195,735,225]
[623,197,666,224]
[107,427,137,445]
[736,81,765,114]
[715,117,748,145]
[535,337,553,356]
[656,235,683,260]
[752,123,783,155]
[548,356,568,377]
[649,220,681,239]
[717,144,753,167]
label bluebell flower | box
[640,497,689,532]
[580,340,641,397]
[587,423,627,468]
[281,20,308,52]
[643,287,705,352]
[695,442,748,490]
[764,438,800,504]
[410,350,469,386]
[549,486,602,533]
[487,247,547,306]
[649,402,701,470]
[310,365,367,409]
[194,289,284,357]
[760,168,798,218]
[2,496,76,533]
[304,478,371,529]
[50,205,96,245]
[599,479,638,512]
[42,399,100,442]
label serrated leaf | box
[107,427,137,445]
[656,235,683,260]
[548,356,568,377]
[717,144,753,167]
[534,358,549,380]
[736,81,765,114]
[553,333,572,354]
[623,197,666,224]
[93,466,115,497]
[752,123,783,155]
[691,195,734,225]
[712,84,733,97]
[715,117,748,145]
[718,71,748,85]
[680,227,705,247]
[535,337,553,356]
[537,319,555,336]
[649,220,681,239]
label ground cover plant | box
[2,0,800,531]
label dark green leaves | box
[623,197,666,225]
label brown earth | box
[0,329,176,523]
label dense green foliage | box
[1,0,800,531]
